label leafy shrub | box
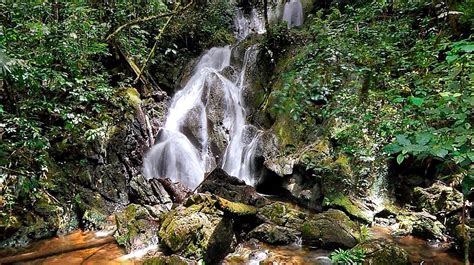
[330,248,366,264]
[270,1,473,177]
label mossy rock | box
[353,239,410,265]
[114,204,160,252]
[413,181,463,216]
[216,197,257,217]
[323,195,373,223]
[82,207,108,230]
[395,211,446,241]
[301,209,360,248]
[247,223,299,245]
[159,194,235,264]
[258,201,307,230]
[143,254,197,265]
[118,87,141,109]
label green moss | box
[216,197,257,216]
[324,195,371,223]
[143,255,191,265]
[271,115,303,147]
[117,87,141,110]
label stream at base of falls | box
[0,227,463,264]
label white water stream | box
[143,1,304,189]
[283,0,304,28]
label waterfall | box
[143,46,262,189]
[143,2,305,189]
[283,0,303,28]
[234,8,266,40]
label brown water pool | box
[0,227,465,264]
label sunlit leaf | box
[396,153,405,164]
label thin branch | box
[106,0,194,41]
[0,166,33,175]
[107,13,174,41]
[134,3,180,83]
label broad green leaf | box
[462,174,474,196]
[396,134,411,146]
[409,96,424,107]
[458,44,474,53]
[439,92,450,98]
[384,143,402,154]
[396,153,405,164]
[446,54,459,64]
[415,132,431,145]
[404,144,428,153]
[431,146,448,158]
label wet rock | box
[215,197,258,217]
[143,254,198,265]
[264,156,295,176]
[282,165,322,210]
[247,223,299,245]
[453,224,474,262]
[198,168,267,207]
[301,209,360,248]
[158,194,236,264]
[353,238,410,265]
[258,201,307,231]
[129,174,173,208]
[0,210,63,248]
[413,181,463,216]
[81,207,109,231]
[395,211,446,241]
[203,73,230,160]
[221,65,238,83]
[114,204,161,252]
[323,194,374,223]
[75,188,114,230]
[156,178,192,204]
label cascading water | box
[222,45,262,185]
[234,8,266,40]
[283,0,304,28]
[143,46,261,189]
[144,3,304,189]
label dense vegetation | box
[0,0,234,238]
[267,0,473,193]
[0,0,473,263]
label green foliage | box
[166,0,236,49]
[0,0,237,230]
[1,1,116,182]
[270,1,473,175]
[330,248,366,264]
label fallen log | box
[156,178,192,204]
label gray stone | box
[248,223,300,245]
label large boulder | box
[129,175,173,208]
[301,209,360,248]
[247,223,299,245]
[198,168,267,207]
[413,181,463,216]
[256,202,360,248]
[114,204,162,252]
[353,239,410,265]
[258,201,307,231]
[395,211,447,241]
[282,165,323,210]
[158,194,235,264]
